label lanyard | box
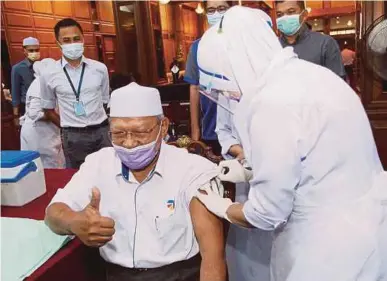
[63,62,86,101]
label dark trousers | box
[61,121,111,169]
[106,255,201,281]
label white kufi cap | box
[23,37,39,46]
[110,82,163,117]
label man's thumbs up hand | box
[70,187,115,248]
[89,187,101,211]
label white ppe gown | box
[216,97,272,281]
[197,7,387,281]
[20,78,65,169]
[236,55,387,281]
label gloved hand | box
[217,159,253,183]
[195,179,233,221]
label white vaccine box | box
[1,151,46,206]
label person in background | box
[40,18,111,169]
[20,59,65,169]
[45,82,227,281]
[184,0,232,155]
[341,48,356,88]
[276,0,346,79]
[11,37,40,127]
[215,10,273,281]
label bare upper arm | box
[190,197,225,259]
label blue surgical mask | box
[276,14,302,36]
[207,11,223,26]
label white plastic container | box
[1,150,46,206]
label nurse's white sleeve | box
[48,153,99,212]
[40,73,56,109]
[242,103,301,230]
[216,102,239,159]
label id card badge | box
[73,100,86,116]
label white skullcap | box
[23,37,39,46]
[110,82,163,117]
[256,9,273,27]
[33,58,57,77]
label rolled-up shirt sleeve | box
[101,64,110,104]
[242,102,301,231]
[40,73,56,109]
[48,153,99,211]
[183,154,218,207]
[323,37,346,79]
[11,65,21,107]
[216,98,240,159]
[183,41,200,86]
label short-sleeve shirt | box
[280,25,346,78]
[184,39,218,141]
[48,142,218,268]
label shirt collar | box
[61,56,88,69]
[114,141,167,181]
[280,24,310,46]
[24,58,32,67]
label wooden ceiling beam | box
[308,5,356,19]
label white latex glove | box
[195,182,233,221]
[217,159,253,183]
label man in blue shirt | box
[184,1,232,155]
[11,37,40,126]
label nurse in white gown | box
[195,6,387,281]
[20,59,65,169]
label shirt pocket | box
[154,209,189,256]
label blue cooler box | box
[1,151,46,206]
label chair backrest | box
[168,135,235,201]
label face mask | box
[61,43,84,60]
[27,52,40,62]
[113,125,162,170]
[207,11,223,26]
[276,14,302,36]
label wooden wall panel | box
[39,46,50,59]
[5,13,32,27]
[78,21,94,32]
[331,1,355,8]
[49,47,62,60]
[100,24,115,34]
[3,1,30,12]
[31,1,52,14]
[53,1,73,17]
[97,1,114,22]
[74,1,91,20]
[35,31,56,44]
[33,16,56,29]
[83,33,95,45]
[103,36,115,52]
[7,29,34,43]
[84,46,98,60]
[8,45,25,63]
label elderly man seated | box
[45,83,226,281]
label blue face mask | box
[207,11,223,26]
[276,14,302,36]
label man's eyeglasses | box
[109,123,160,143]
[206,5,228,15]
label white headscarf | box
[197,6,296,103]
[197,6,297,162]
[33,58,56,77]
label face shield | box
[198,67,241,115]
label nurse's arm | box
[40,73,61,127]
[190,198,227,281]
[235,103,301,231]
